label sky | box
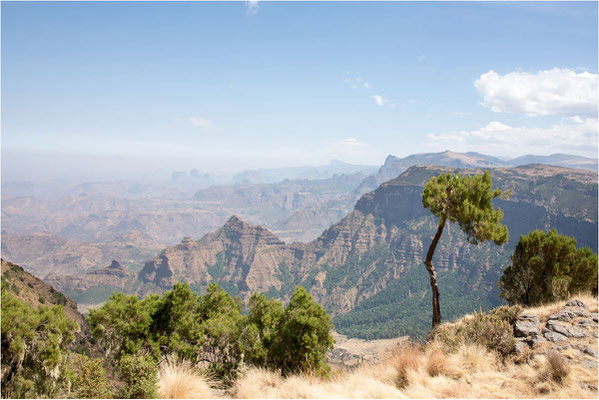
[2,1,598,181]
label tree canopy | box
[499,229,598,306]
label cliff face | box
[138,216,300,294]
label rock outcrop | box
[514,299,598,373]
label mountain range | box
[45,163,598,338]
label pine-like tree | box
[422,170,509,328]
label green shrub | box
[274,286,334,376]
[69,354,111,398]
[431,307,518,358]
[499,229,598,306]
[1,290,77,398]
[27,282,34,288]
[117,353,158,399]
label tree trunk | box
[424,217,445,328]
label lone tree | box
[422,170,509,328]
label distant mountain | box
[86,163,597,339]
[232,160,378,184]
[1,230,161,277]
[354,150,598,199]
[506,153,598,171]
[354,151,507,197]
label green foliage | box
[197,283,250,382]
[151,283,203,361]
[245,292,284,366]
[117,353,158,399]
[69,354,111,399]
[275,286,334,376]
[499,229,598,306]
[422,170,509,245]
[1,289,77,398]
[87,292,158,361]
[334,267,501,339]
[430,306,520,358]
[87,282,334,385]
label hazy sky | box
[2,1,597,181]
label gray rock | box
[592,313,598,323]
[575,318,596,327]
[583,346,598,358]
[580,360,598,369]
[519,313,540,324]
[566,299,587,309]
[564,306,591,318]
[546,320,587,338]
[543,329,568,342]
[524,336,547,347]
[548,311,572,322]
[515,320,540,338]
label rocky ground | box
[514,299,598,391]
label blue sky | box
[2,1,597,180]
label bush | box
[274,286,334,376]
[117,353,158,399]
[499,229,598,306]
[1,290,77,398]
[430,307,518,358]
[69,354,111,398]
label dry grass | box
[157,358,215,399]
[392,342,423,388]
[228,341,597,399]
[226,294,598,398]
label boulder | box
[548,311,572,322]
[515,316,540,338]
[566,299,587,309]
[575,318,595,327]
[564,306,592,318]
[542,329,568,342]
[546,320,587,338]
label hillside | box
[51,164,597,339]
[0,259,99,355]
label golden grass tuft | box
[157,358,214,399]
[424,341,449,377]
[392,342,423,388]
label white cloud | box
[246,1,259,15]
[188,116,214,129]
[338,137,368,148]
[371,95,387,107]
[363,82,370,88]
[474,68,598,118]
[425,118,598,157]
